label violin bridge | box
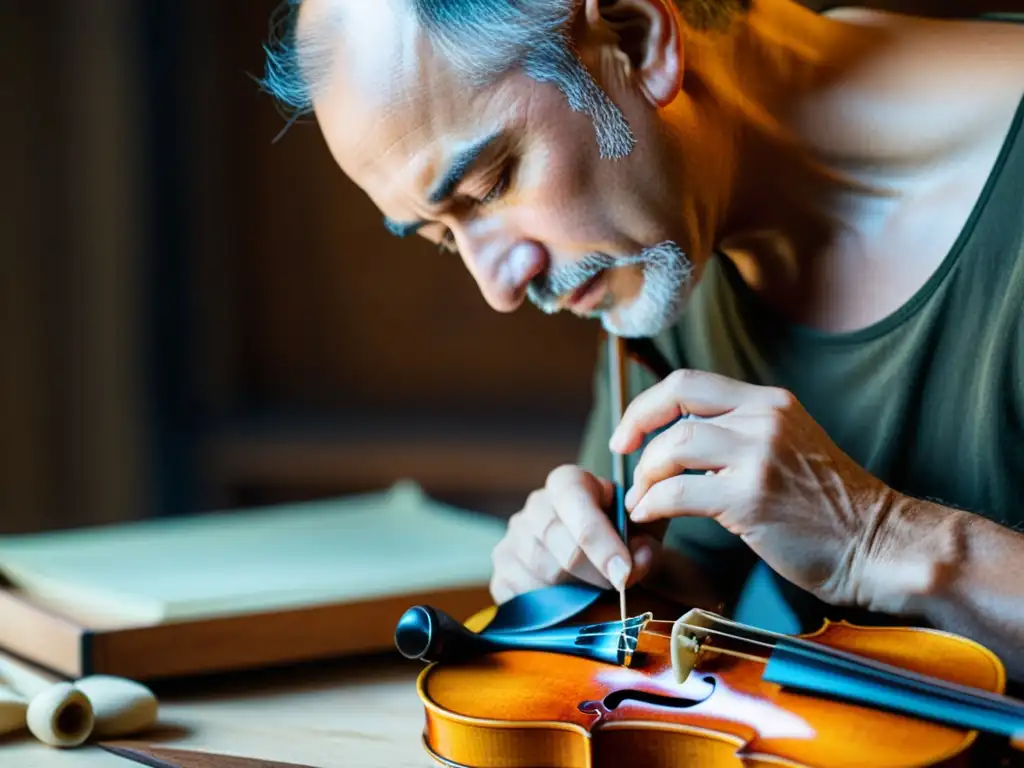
[670,610,707,684]
[670,608,778,683]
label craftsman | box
[259,0,1024,682]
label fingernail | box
[607,556,630,591]
[630,494,650,520]
[609,429,627,453]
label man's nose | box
[468,240,549,313]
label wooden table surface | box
[2,653,436,768]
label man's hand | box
[488,465,660,604]
[610,369,926,613]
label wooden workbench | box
[1,653,435,768]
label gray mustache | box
[526,242,690,313]
[526,253,617,311]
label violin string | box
[639,629,770,664]
[705,646,768,665]
[580,625,773,655]
[579,629,640,644]
[573,628,768,666]
[577,629,640,648]
[609,618,778,652]
[646,617,778,637]
[580,616,776,656]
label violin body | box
[411,593,1008,768]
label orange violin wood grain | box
[412,594,1010,767]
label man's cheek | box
[517,198,617,254]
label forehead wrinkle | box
[335,4,444,176]
[368,89,509,224]
[313,0,520,226]
[376,128,439,223]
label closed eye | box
[437,161,514,255]
[479,162,512,205]
[438,228,458,254]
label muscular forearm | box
[867,494,1024,683]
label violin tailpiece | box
[395,603,656,667]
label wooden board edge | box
[85,583,495,681]
[0,589,87,678]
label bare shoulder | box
[825,9,1024,108]
[811,9,1024,164]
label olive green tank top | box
[578,89,1024,631]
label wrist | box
[855,490,966,616]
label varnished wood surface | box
[419,602,1007,768]
[1,653,436,768]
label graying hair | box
[411,0,635,159]
[260,0,748,154]
[261,0,634,158]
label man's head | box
[261,0,749,337]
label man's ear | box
[581,0,683,108]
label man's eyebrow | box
[381,131,503,238]
[427,131,503,205]
[383,217,425,238]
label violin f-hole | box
[578,676,717,721]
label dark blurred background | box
[3,1,1022,535]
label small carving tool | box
[606,333,630,636]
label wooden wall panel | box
[59,0,148,528]
[1,1,147,532]
[1,3,57,533]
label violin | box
[394,585,1024,767]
